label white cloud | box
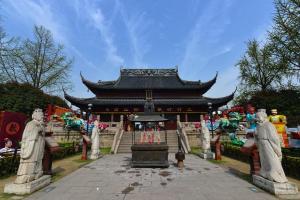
[116,0,150,66]
[205,66,239,97]
[4,0,67,43]
[91,9,124,65]
[72,0,124,67]
[3,0,98,69]
[180,0,233,70]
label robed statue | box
[255,110,288,183]
[90,120,100,159]
[15,109,46,184]
[201,117,210,153]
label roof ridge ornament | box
[120,68,178,76]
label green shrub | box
[222,142,300,179]
[0,82,68,115]
[0,155,20,177]
[0,145,82,178]
[100,147,111,155]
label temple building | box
[64,68,235,128]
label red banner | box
[0,111,28,148]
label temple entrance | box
[164,114,177,130]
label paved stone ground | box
[26,154,277,200]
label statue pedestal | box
[199,151,215,159]
[253,175,298,195]
[4,175,51,195]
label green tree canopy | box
[236,39,288,92]
[269,0,300,72]
[237,89,300,126]
[0,82,68,116]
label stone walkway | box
[26,154,277,200]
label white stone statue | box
[15,109,46,184]
[90,120,100,159]
[255,111,288,183]
[201,119,210,153]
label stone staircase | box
[117,130,179,153]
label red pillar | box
[211,133,222,160]
[215,140,221,160]
[81,139,88,160]
[251,149,261,175]
[81,132,91,160]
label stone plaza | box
[26,154,277,200]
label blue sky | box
[1,0,274,99]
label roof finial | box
[175,65,178,72]
[80,71,84,80]
[62,87,66,94]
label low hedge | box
[0,155,20,177]
[222,142,249,163]
[222,142,300,179]
[0,143,82,178]
[282,156,300,179]
[282,148,300,158]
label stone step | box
[117,131,178,153]
[118,149,179,153]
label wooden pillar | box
[185,113,188,122]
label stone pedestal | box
[4,175,51,195]
[253,175,298,195]
[131,144,169,168]
[199,151,215,159]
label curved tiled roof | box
[64,89,235,109]
[80,69,217,94]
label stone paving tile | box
[26,154,277,200]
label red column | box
[215,140,222,160]
[81,132,91,160]
[81,139,88,160]
[251,148,261,175]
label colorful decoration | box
[61,112,84,130]
[219,114,230,130]
[246,106,256,130]
[219,112,243,132]
[0,111,27,148]
[228,132,246,146]
[268,109,289,147]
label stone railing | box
[177,116,191,153]
[111,115,124,154]
[176,129,188,153]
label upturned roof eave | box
[80,71,218,92]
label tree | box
[236,39,288,92]
[0,82,68,116]
[0,25,20,83]
[1,25,72,92]
[236,89,300,126]
[269,0,300,72]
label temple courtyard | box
[25,154,278,200]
